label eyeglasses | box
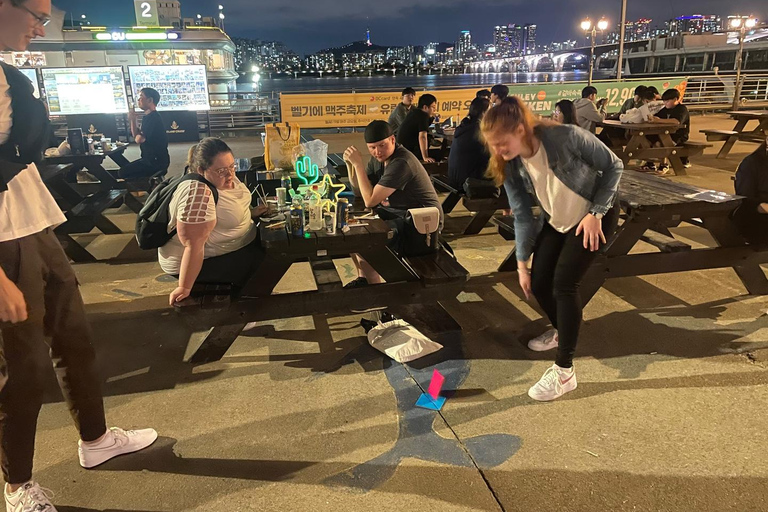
[211,163,236,177]
[16,3,51,27]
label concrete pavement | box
[30,113,768,511]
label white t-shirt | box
[0,67,66,242]
[521,144,591,234]
[158,177,258,275]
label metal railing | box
[683,74,768,109]
[200,74,768,133]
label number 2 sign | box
[133,0,159,26]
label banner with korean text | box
[279,77,689,128]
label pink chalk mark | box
[427,369,445,401]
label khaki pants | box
[0,229,106,484]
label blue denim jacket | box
[503,123,624,262]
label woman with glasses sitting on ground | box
[161,138,268,305]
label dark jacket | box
[447,116,490,189]
[733,144,768,243]
[0,62,51,192]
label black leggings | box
[194,237,265,288]
[530,207,619,368]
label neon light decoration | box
[295,155,321,185]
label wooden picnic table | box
[495,170,768,302]
[45,144,143,212]
[597,119,694,176]
[177,217,469,363]
[701,110,768,159]
[44,145,143,262]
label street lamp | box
[730,15,757,110]
[581,17,609,86]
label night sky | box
[52,0,764,56]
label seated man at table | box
[387,87,416,136]
[343,120,444,288]
[120,87,171,180]
[733,139,768,247]
[574,86,607,134]
[646,88,691,173]
[160,138,268,305]
[397,93,444,163]
[619,85,648,115]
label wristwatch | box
[592,212,604,220]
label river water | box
[236,70,617,95]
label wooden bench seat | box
[492,215,516,241]
[39,163,73,183]
[700,129,738,142]
[674,141,712,159]
[639,231,692,253]
[404,248,468,286]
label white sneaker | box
[527,329,558,351]
[5,481,56,512]
[528,364,577,401]
[78,426,158,469]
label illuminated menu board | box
[42,66,129,116]
[128,65,210,111]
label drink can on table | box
[337,199,349,229]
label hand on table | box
[169,286,192,306]
[423,157,436,164]
[575,213,606,252]
[252,204,270,218]
[0,277,27,323]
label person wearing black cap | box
[342,120,443,288]
[388,87,416,136]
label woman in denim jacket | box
[481,97,623,401]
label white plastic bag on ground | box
[367,319,443,363]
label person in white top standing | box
[481,97,623,402]
[164,138,268,305]
[0,2,157,511]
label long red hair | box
[480,96,540,186]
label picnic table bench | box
[701,110,768,159]
[175,218,469,363]
[39,162,134,262]
[494,170,768,302]
[597,120,712,176]
[431,174,509,234]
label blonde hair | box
[480,96,540,186]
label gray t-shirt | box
[387,103,412,135]
[370,145,444,229]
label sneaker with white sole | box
[528,364,577,401]
[5,481,56,512]
[527,329,558,352]
[78,426,158,469]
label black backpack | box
[135,173,219,250]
